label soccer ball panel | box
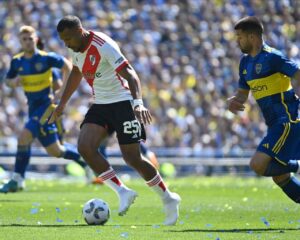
[83,198,110,225]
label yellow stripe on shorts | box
[40,104,57,125]
[272,123,290,154]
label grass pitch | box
[0,176,299,240]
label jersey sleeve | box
[238,58,250,90]
[6,59,18,79]
[271,51,299,77]
[47,52,65,69]
[101,39,129,72]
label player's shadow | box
[167,228,300,233]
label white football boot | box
[163,192,181,225]
[118,188,138,216]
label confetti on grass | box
[120,232,129,238]
[260,217,270,227]
[30,208,39,214]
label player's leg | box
[140,141,159,169]
[273,173,300,203]
[78,122,137,214]
[251,122,300,176]
[251,123,300,203]
[0,127,34,193]
[250,151,299,176]
[120,143,180,225]
[39,123,93,181]
[114,101,180,225]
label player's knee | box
[18,135,32,145]
[249,159,265,175]
[46,148,63,158]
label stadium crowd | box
[0,0,300,156]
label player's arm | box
[60,57,72,82]
[5,77,21,88]
[227,88,249,114]
[52,68,63,94]
[53,57,73,101]
[5,59,20,88]
[48,65,82,123]
[292,69,300,81]
[118,65,152,125]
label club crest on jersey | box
[89,55,96,66]
[35,63,43,72]
[255,64,262,74]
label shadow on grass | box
[167,228,300,233]
[0,199,27,202]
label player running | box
[228,16,300,203]
[0,25,93,193]
[50,15,180,225]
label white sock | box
[99,167,126,194]
[146,173,172,200]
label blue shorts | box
[257,122,300,163]
[25,104,59,147]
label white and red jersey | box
[70,31,132,104]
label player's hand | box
[134,105,152,125]
[227,96,245,114]
[48,104,65,124]
[6,77,21,88]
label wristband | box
[133,99,144,108]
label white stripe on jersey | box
[71,31,132,104]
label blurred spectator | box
[1,0,300,156]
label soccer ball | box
[82,198,110,225]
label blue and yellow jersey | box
[6,50,64,114]
[239,43,300,127]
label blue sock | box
[14,145,31,178]
[279,176,300,203]
[263,159,298,176]
[63,143,87,168]
[98,144,108,159]
[140,142,148,155]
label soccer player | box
[0,25,92,193]
[49,15,180,225]
[228,16,300,203]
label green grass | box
[0,176,299,240]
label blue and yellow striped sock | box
[63,143,87,168]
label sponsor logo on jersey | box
[251,85,268,92]
[243,69,247,75]
[83,71,102,79]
